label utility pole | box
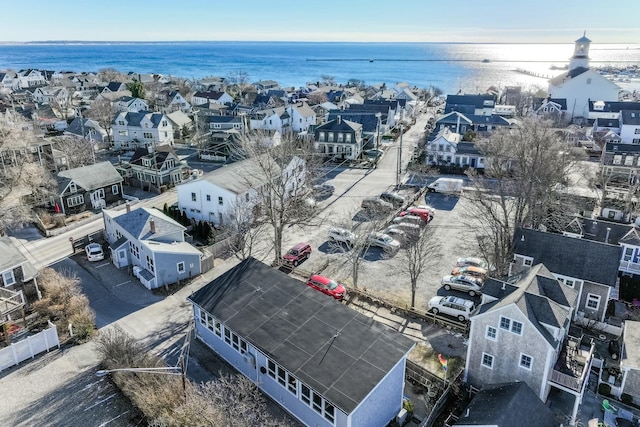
[396,109,404,187]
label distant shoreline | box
[1,40,639,46]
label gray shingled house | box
[465,264,593,426]
[0,236,38,303]
[512,227,622,322]
[56,161,124,214]
[188,257,415,427]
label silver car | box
[367,232,401,252]
[328,227,357,247]
[440,274,483,296]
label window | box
[511,321,523,335]
[267,360,277,379]
[191,192,196,202]
[522,256,533,267]
[223,328,247,354]
[635,129,640,135]
[486,325,497,340]
[67,195,84,207]
[177,262,185,273]
[69,182,77,193]
[206,194,211,202]
[520,354,533,370]
[345,133,351,143]
[143,132,153,139]
[146,255,155,273]
[118,120,125,126]
[626,156,634,166]
[218,196,223,205]
[613,155,623,165]
[2,271,16,286]
[587,293,601,310]
[624,247,634,262]
[96,188,105,198]
[499,316,511,330]
[162,120,168,127]
[118,130,127,137]
[112,184,119,195]
[586,78,592,84]
[129,242,140,260]
[328,132,334,142]
[482,352,494,369]
[319,132,325,141]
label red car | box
[282,242,312,267]
[398,207,431,223]
[306,274,347,300]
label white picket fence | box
[0,321,60,371]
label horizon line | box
[0,39,638,45]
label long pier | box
[514,68,552,79]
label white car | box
[455,257,488,269]
[428,296,476,321]
[367,232,401,252]
[85,243,105,262]
[381,226,407,244]
[328,227,357,246]
[415,205,436,216]
[441,274,483,296]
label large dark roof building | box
[188,257,415,427]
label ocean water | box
[0,42,638,95]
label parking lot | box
[282,174,483,312]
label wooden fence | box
[0,321,60,371]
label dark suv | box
[282,242,312,267]
[380,192,405,208]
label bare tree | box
[226,70,251,100]
[307,91,328,105]
[87,96,117,143]
[96,68,129,83]
[320,74,336,86]
[0,112,56,235]
[327,209,391,289]
[395,226,442,309]
[222,197,268,261]
[52,136,96,168]
[234,132,321,264]
[464,117,587,275]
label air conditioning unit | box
[243,353,255,368]
[396,408,408,425]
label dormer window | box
[69,182,77,193]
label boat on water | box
[482,58,490,63]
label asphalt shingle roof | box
[454,382,555,427]
[513,227,621,287]
[0,236,29,272]
[188,257,415,415]
[112,207,185,241]
[57,161,123,192]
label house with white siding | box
[102,206,202,289]
[111,110,174,150]
[188,257,415,427]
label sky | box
[1,0,639,43]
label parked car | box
[361,197,394,212]
[282,242,312,267]
[393,222,422,237]
[393,214,425,227]
[398,207,431,223]
[367,232,401,252]
[380,192,405,208]
[328,227,357,247]
[428,295,476,321]
[85,243,105,262]
[451,265,488,279]
[381,226,408,244]
[306,274,347,300]
[441,274,483,296]
[415,205,436,216]
[313,183,335,198]
[455,257,488,269]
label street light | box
[396,110,404,188]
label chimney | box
[126,201,130,213]
[149,218,156,234]
[605,227,611,244]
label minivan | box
[428,295,476,321]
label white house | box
[188,257,415,427]
[191,91,234,107]
[102,206,202,289]
[176,154,305,227]
[619,110,640,144]
[113,96,149,113]
[547,34,620,119]
[111,111,174,150]
[15,69,47,89]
